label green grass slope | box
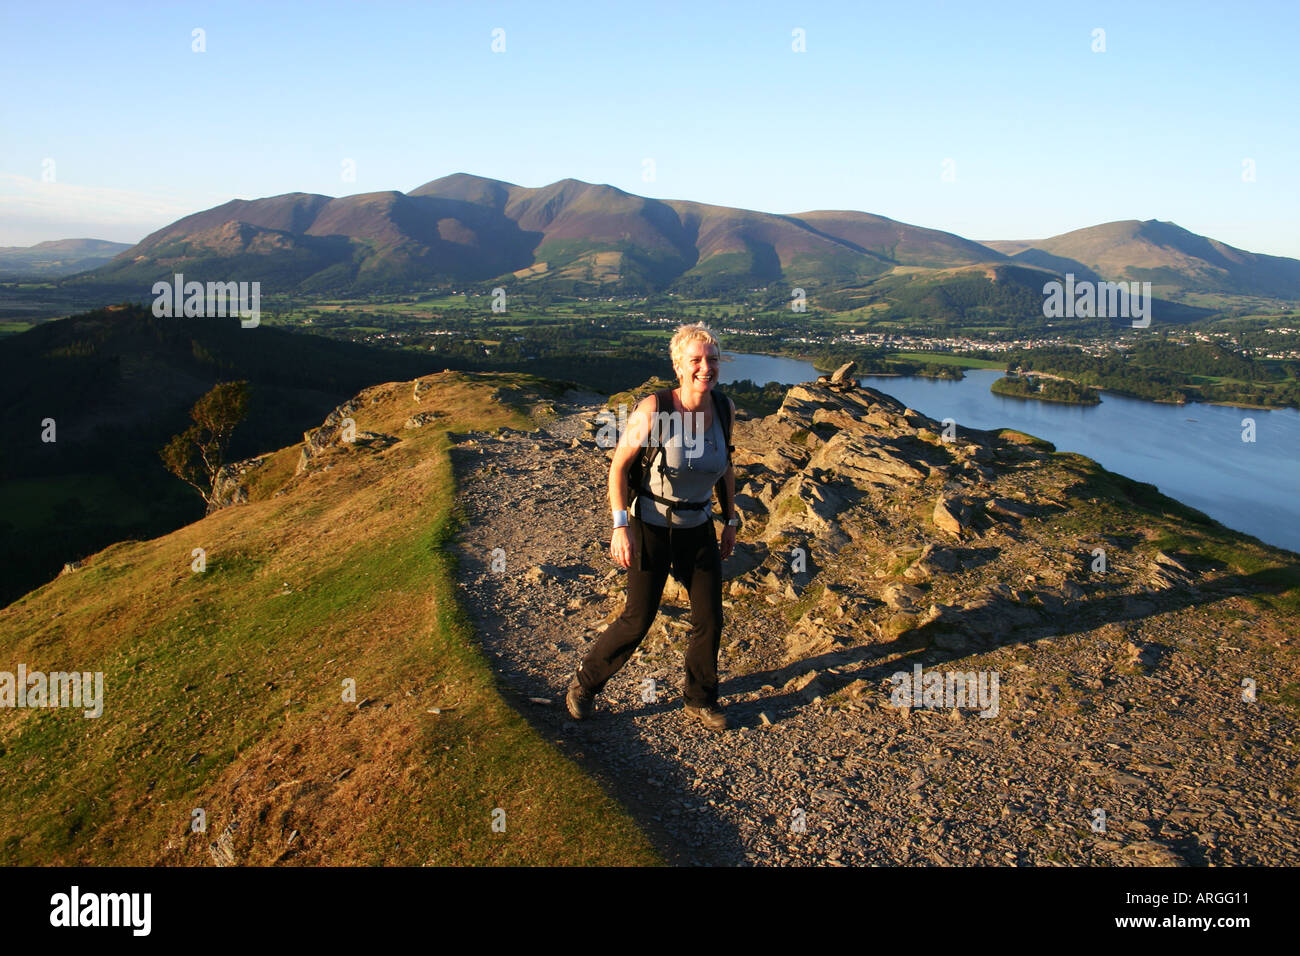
[0,370,661,866]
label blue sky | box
[2,0,1296,256]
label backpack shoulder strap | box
[711,388,734,456]
[711,389,735,525]
[640,388,673,474]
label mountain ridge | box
[0,238,133,277]
[984,219,1300,298]
[42,176,1300,302]
[72,175,1018,293]
[3,366,1296,864]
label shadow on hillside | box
[725,564,1295,723]
[490,670,752,866]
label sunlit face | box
[676,339,719,392]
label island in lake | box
[991,373,1101,405]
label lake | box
[719,351,1300,555]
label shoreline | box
[729,350,1297,412]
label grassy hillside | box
[0,370,661,865]
[987,219,1300,300]
[0,305,465,607]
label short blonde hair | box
[669,322,721,374]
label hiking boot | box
[566,678,595,720]
[684,702,728,732]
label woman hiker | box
[565,323,739,732]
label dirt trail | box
[447,385,1300,866]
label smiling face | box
[676,339,720,398]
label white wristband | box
[612,509,628,529]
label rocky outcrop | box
[212,455,268,509]
[762,474,852,551]
[405,410,448,429]
[296,400,360,475]
[932,494,970,536]
[829,361,857,386]
[296,398,399,476]
[810,432,928,488]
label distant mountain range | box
[984,220,1300,300]
[30,174,1300,302]
[0,238,132,277]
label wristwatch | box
[725,515,740,528]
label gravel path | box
[447,386,1300,867]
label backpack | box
[626,387,734,523]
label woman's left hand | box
[720,525,736,561]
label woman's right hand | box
[611,527,632,569]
